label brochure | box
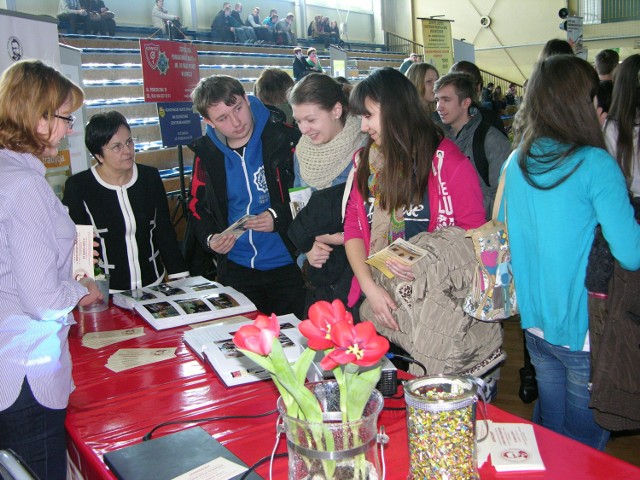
[289,186,312,219]
[476,420,545,472]
[365,238,429,279]
[183,314,306,387]
[112,276,256,331]
[212,214,256,241]
[73,225,95,281]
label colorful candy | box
[405,377,479,480]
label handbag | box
[463,163,518,321]
[101,11,115,20]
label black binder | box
[103,426,262,479]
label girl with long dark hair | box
[503,54,640,449]
[344,67,485,329]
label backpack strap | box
[472,119,492,186]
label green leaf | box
[292,347,316,385]
[346,366,381,421]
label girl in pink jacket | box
[344,68,485,329]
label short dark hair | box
[85,110,131,160]
[254,68,294,106]
[434,72,475,106]
[449,60,483,97]
[191,75,246,119]
[594,49,620,75]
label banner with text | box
[139,39,199,103]
[566,16,584,56]
[157,102,202,147]
[421,18,454,74]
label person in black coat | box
[292,47,311,81]
[81,0,116,36]
[211,3,235,42]
[63,111,189,291]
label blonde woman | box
[0,60,101,480]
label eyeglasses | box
[105,137,136,154]
[54,114,76,129]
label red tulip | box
[299,300,354,350]
[320,321,389,371]
[233,314,280,356]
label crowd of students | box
[2,17,640,477]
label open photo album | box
[183,314,306,387]
[112,276,256,331]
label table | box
[66,304,640,479]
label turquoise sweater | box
[500,139,640,351]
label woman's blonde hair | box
[405,62,439,112]
[0,60,84,155]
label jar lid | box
[404,375,478,411]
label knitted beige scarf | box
[296,114,367,190]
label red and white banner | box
[139,39,199,103]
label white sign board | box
[0,9,60,72]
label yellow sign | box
[421,19,454,73]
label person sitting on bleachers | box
[151,0,183,39]
[292,46,311,81]
[275,13,296,46]
[245,6,271,42]
[328,20,343,47]
[308,15,330,48]
[211,2,236,43]
[57,0,88,34]
[81,0,116,36]
[230,3,257,43]
[262,11,279,37]
[306,47,323,73]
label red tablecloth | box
[66,303,640,479]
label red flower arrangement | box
[233,299,390,423]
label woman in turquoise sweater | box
[500,54,640,450]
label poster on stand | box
[421,18,454,74]
[139,39,200,103]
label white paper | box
[289,186,312,219]
[476,421,545,472]
[73,225,94,281]
[171,457,247,480]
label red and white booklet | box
[72,225,94,281]
[477,420,545,472]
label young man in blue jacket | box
[188,75,305,318]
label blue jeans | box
[0,378,67,480]
[525,331,609,450]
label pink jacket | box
[344,137,485,306]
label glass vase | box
[277,380,384,480]
[404,375,480,480]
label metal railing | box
[480,71,523,97]
[384,31,523,95]
[384,31,425,57]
